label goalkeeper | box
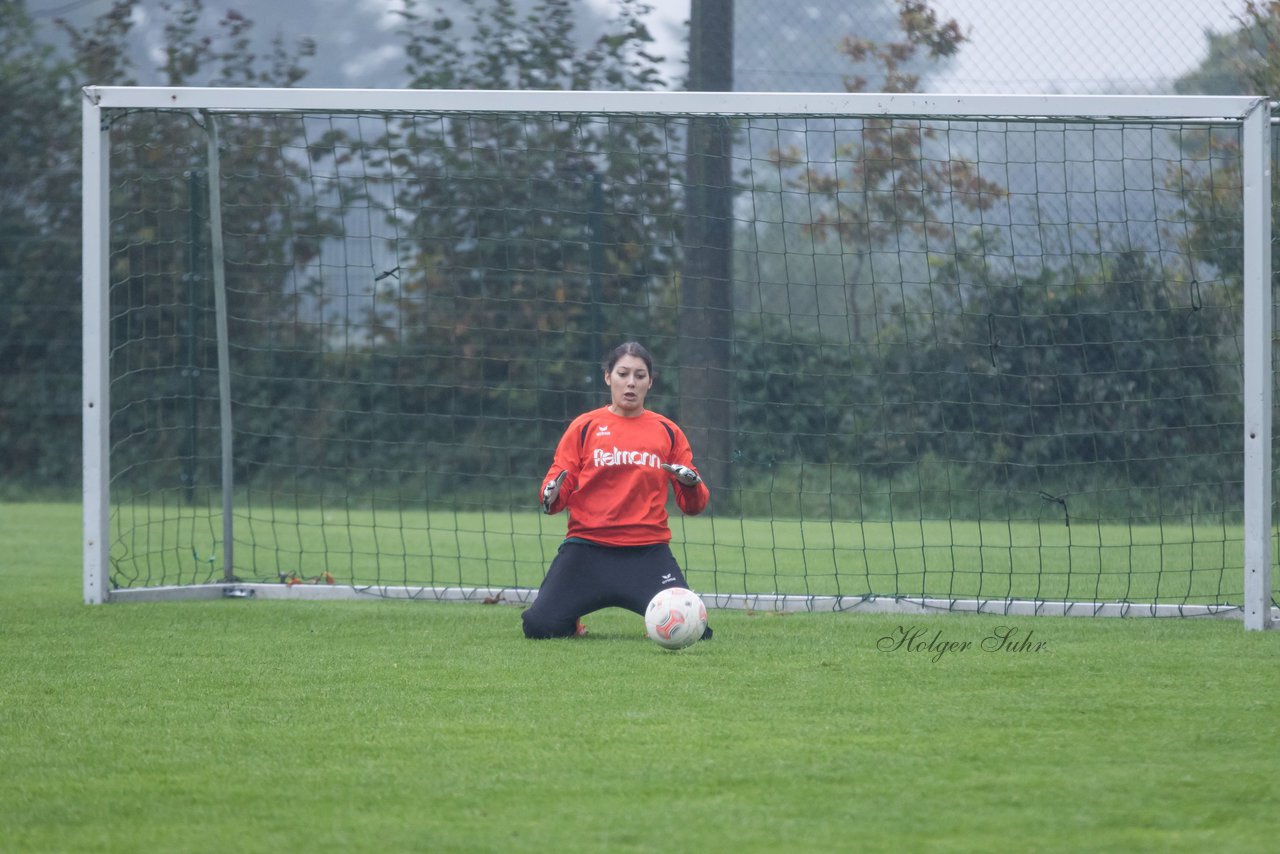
[522,342,713,640]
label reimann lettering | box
[593,447,664,469]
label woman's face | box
[605,354,653,416]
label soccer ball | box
[644,587,708,650]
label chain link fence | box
[0,0,1264,494]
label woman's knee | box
[521,605,575,639]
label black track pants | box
[521,540,690,639]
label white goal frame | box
[82,86,1277,629]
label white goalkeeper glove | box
[541,470,568,513]
[661,463,702,487]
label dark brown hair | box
[603,341,654,375]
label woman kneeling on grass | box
[522,341,712,640]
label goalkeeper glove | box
[541,470,568,513]
[661,462,702,487]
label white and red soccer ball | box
[644,587,708,650]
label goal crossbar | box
[83,85,1262,121]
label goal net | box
[82,88,1277,628]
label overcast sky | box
[926,0,1243,93]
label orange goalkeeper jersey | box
[540,406,710,546]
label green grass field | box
[3,502,1279,852]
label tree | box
[0,0,338,494]
[733,238,1243,520]
[1174,1,1280,96]
[351,0,680,498]
[1172,1,1280,279]
[733,1,1245,518]
[0,0,81,489]
[80,2,345,500]
[773,0,1003,338]
[839,0,965,94]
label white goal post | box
[82,86,1276,629]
